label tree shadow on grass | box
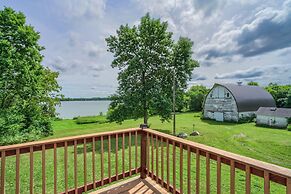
[151,128,172,135]
[200,119,244,126]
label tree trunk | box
[143,104,148,125]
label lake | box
[56,101,111,119]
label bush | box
[75,116,108,124]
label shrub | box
[75,116,108,124]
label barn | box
[203,83,276,122]
[256,107,291,128]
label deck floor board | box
[90,177,169,194]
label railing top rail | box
[0,128,141,151]
[144,128,291,179]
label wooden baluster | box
[115,134,119,181]
[264,171,270,194]
[161,137,164,187]
[245,165,251,194]
[166,139,170,191]
[42,145,46,194]
[180,144,183,194]
[146,132,150,176]
[53,143,57,194]
[1,151,5,194]
[217,156,221,194]
[206,152,210,194]
[287,178,291,194]
[30,147,34,194]
[84,138,87,191]
[122,133,125,178]
[74,140,78,194]
[101,136,104,185]
[156,135,159,183]
[230,160,235,194]
[151,133,154,179]
[140,130,147,179]
[135,130,138,174]
[64,141,68,194]
[196,149,200,194]
[92,137,96,189]
[187,146,191,194]
[16,149,20,194]
[108,135,111,183]
[173,141,176,194]
[129,132,132,176]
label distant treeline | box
[61,97,111,101]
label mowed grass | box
[1,112,291,193]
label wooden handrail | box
[0,128,141,194]
[144,128,291,194]
[1,127,291,194]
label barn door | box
[214,112,224,122]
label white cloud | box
[198,0,291,60]
[52,0,107,20]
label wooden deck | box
[90,177,169,194]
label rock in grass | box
[190,131,200,136]
[177,132,188,139]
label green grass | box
[1,112,290,193]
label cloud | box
[215,67,264,79]
[198,0,291,60]
[52,0,107,20]
[48,56,70,73]
[191,74,207,81]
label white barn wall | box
[256,115,288,128]
[203,85,239,122]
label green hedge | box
[75,116,108,124]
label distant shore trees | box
[0,8,61,145]
[106,13,199,125]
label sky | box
[1,0,291,97]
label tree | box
[0,8,61,145]
[106,13,198,125]
[247,81,259,86]
[285,88,291,108]
[186,85,209,111]
[265,83,291,108]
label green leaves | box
[0,8,61,145]
[265,83,291,108]
[106,13,198,124]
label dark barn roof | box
[215,83,276,112]
[257,107,291,118]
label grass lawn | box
[2,112,291,193]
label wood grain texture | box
[217,156,221,194]
[230,160,235,194]
[30,147,34,194]
[246,165,251,194]
[196,149,200,194]
[54,143,57,194]
[206,152,210,194]
[1,151,5,194]
[16,149,20,194]
[42,145,46,194]
[74,140,78,194]
[84,138,87,191]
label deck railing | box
[0,127,291,194]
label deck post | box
[140,124,148,179]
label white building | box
[203,83,276,122]
[256,107,291,128]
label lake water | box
[56,101,111,119]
